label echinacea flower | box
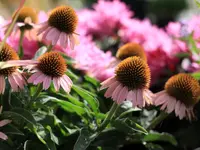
[108,42,147,68]
[27,51,72,93]
[100,56,153,108]
[154,73,200,120]
[0,43,26,94]
[37,6,78,49]
[4,7,37,39]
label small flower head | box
[154,73,200,120]
[116,43,147,62]
[37,51,66,77]
[0,43,19,76]
[48,6,78,34]
[100,56,153,108]
[28,51,72,93]
[13,6,37,30]
[115,56,150,90]
[165,74,200,106]
[0,43,26,93]
[37,6,79,49]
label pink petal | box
[154,92,168,106]
[127,90,137,107]
[136,89,144,108]
[0,132,8,140]
[42,27,52,41]
[28,72,43,83]
[166,97,176,113]
[43,76,51,90]
[33,74,47,85]
[100,76,116,90]
[0,119,11,127]
[143,89,153,105]
[179,103,186,120]
[8,75,18,91]
[37,23,49,35]
[104,81,119,98]
[60,77,70,93]
[63,75,73,86]
[53,77,61,91]
[175,100,181,117]
[59,32,67,48]
[0,76,5,94]
[112,84,123,102]
[160,101,168,111]
[52,29,60,45]
[69,34,75,50]
[117,86,128,104]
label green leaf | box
[3,108,37,125]
[112,119,148,135]
[191,72,200,80]
[66,69,79,80]
[175,52,190,58]
[145,143,164,150]
[52,99,87,116]
[74,128,97,150]
[84,75,99,87]
[72,85,99,113]
[46,126,59,145]
[195,0,200,8]
[33,46,47,60]
[2,124,24,136]
[188,33,199,54]
[143,132,178,146]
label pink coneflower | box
[154,73,200,120]
[27,51,72,93]
[4,7,37,39]
[37,6,78,49]
[0,43,26,94]
[0,106,11,140]
[100,56,153,108]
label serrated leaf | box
[143,132,177,146]
[33,46,47,60]
[3,108,37,125]
[74,128,97,150]
[72,85,99,113]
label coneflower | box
[101,56,153,108]
[0,43,26,93]
[4,7,37,39]
[154,73,200,120]
[108,42,147,68]
[37,6,78,49]
[27,51,72,93]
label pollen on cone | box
[115,56,150,90]
[37,52,66,77]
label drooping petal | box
[8,75,18,91]
[112,84,123,101]
[33,73,47,85]
[52,29,60,45]
[59,32,67,48]
[0,132,8,140]
[43,76,51,90]
[166,97,176,113]
[42,27,52,41]
[53,77,61,91]
[117,86,128,104]
[104,81,119,98]
[100,76,116,90]
[175,100,181,117]
[0,119,11,127]
[28,72,43,83]
[136,89,144,108]
[63,75,73,87]
[60,77,70,93]
[179,103,186,120]
[69,34,75,50]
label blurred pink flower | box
[67,36,115,81]
[77,0,133,38]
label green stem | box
[98,102,119,131]
[18,29,25,58]
[47,44,53,52]
[147,111,168,130]
[32,84,43,100]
